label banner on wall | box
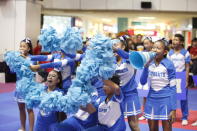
[135,70,186,100]
[118,17,128,33]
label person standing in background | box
[167,34,190,126]
[188,38,197,76]
[135,34,144,51]
[33,40,42,55]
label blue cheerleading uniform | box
[30,53,79,93]
[167,48,190,120]
[35,86,63,131]
[50,77,105,131]
[50,91,100,131]
[140,58,177,120]
[115,49,141,116]
[14,55,36,103]
[167,49,190,72]
[86,90,126,131]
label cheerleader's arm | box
[170,85,177,110]
[30,55,53,61]
[74,54,85,61]
[65,53,85,61]
[40,59,74,69]
[116,49,129,59]
[30,59,74,70]
[140,67,149,85]
[82,46,87,52]
[167,61,177,110]
[113,90,123,103]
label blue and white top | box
[98,91,125,130]
[115,49,137,94]
[115,59,137,95]
[167,49,190,72]
[140,58,177,109]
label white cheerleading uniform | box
[140,58,177,120]
[167,49,190,72]
[115,59,141,116]
[167,48,190,120]
[97,92,126,130]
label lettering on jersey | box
[115,68,128,74]
[149,71,166,77]
[98,106,111,113]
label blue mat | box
[1,90,197,131]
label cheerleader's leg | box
[17,102,26,131]
[162,120,172,131]
[27,108,34,131]
[148,119,159,131]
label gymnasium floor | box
[0,83,197,131]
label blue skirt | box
[14,90,25,103]
[123,90,141,116]
[144,96,173,120]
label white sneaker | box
[139,116,146,120]
[182,120,188,126]
[191,121,197,126]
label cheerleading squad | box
[12,32,196,131]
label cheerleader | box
[140,39,176,131]
[85,75,126,131]
[139,36,154,121]
[167,34,190,125]
[30,26,84,94]
[49,76,104,131]
[35,70,63,131]
[50,92,98,131]
[16,38,35,131]
[113,35,141,131]
[29,52,83,94]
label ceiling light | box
[101,18,112,23]
[138,17,155,20]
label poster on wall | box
[118,17,128,33]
